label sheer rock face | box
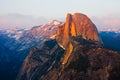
[56,13,102,49]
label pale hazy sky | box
[0,0,120,30]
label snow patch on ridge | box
[58,43,65,50]
[50,35,56,39]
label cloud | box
[0,13,49,29]
[91,16,120,31]
[0,13,120,31]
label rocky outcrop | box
[17,13,120,80]
[56,13,102,49]
[56,13,103,65]
[17,38,120,80]
[17,39,65,80]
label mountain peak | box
[47,20,62,25]
[56,13,102,49]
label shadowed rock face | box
[17,40,65,80]
[56,13,102,49]
[17,39,120,80]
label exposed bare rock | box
[56,13,102,49]
[17,13,120,80]
[17,38,120,80]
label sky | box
[0,0,120,30]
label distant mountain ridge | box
[0,20,63,52]
[100,28,120,33]
[0,20,63,80]
[100,31,120,51]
